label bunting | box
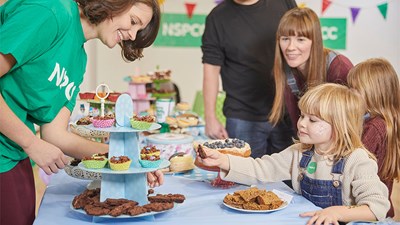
[184,2,197,19]
[321,0,331,14]
[321,0,391,23]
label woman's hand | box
[300,206,342,225]
[24,136,69,175]
[147,170,164,188]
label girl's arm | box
[300,205,376,225]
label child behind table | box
[347,58,400,219]
[196,83,390,224]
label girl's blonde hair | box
[347,58,400,181]
[298,83,368,161]
[269,7,330,125]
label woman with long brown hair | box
[269,7,353,131]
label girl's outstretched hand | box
[300,206,342,225]
[195,146,230,171]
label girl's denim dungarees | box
[298,149,345,208]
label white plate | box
[223,200,289,213]
[64,164,102,180]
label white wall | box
[81,0,400,106]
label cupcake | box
[130,115,156,130]
[92,114,115,128]
[82,155,108,169]
[140,146,161,159]
[139,146,162,168]
[109,156,132,171]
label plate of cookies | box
[71,188,186,218]
[222,187,289,213]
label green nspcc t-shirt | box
[0,0,87,172]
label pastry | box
[76,116,92,125]
[199,138,251,157]
[139,146,162,168]
[223,187,284,210]
[197,145,207,159]
[175,102,190,111]
[176,113,199,127]
[109,156,132,171]
[131,75,152,83]
[169,153,194,172]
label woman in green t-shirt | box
[0,1,161,224]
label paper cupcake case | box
[130,120,152,130]
[82,159,108,169]
[139,159,162,168]
[109,160,132,171]
[92,118,115,128]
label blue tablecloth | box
[33,169,324,225]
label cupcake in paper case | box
[82,155,108,169]
[140,146,161,159]
[139,155,162,168]
[92,114,115,128]
[130,115,156,130]
[109,156,132,171]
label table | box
[34,169,322,225]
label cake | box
[130,115,156,130]
[92,114,115,128]
[194,138,251,172]
[139,146,162,168]
[175,102,190,111]
[199,138,251,157]
[82,154,108,169]
[176,113,198,128]
[131,74,152,83]
[169,152,194,172]
[109,156,132,171]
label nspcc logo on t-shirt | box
[47,62,77,100]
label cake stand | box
[74,93,170,221]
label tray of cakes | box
[69,116,109,138]
[71,188,186,218]
[78,150,170,174]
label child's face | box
[297,112,333,152]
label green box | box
[320,18,347,50]
[154,13,206,47]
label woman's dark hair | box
[75,0,161,61]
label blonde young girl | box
[347,58,400,219]
[197,83,390,224]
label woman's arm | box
[0,53,68,174]
[40,107,108,159]
[0,53,16,77]
[42,107,164,187]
